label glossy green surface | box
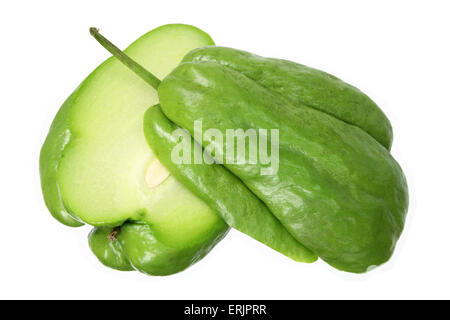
[40,24,228,275]
[89,221,227,275]
[39,92,84,227]
[121,222,226,276]
[144,105,317,263]
[158,61,409,273]
[183,47,393,149]
[88,227,133,271]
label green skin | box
[40,24,228,275]
[156,61,409,273]
[89,222,227,275]
[41,25,406,275]
[182,47,393,149]
[88,227,132,271]
[144,105,317,263]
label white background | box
[0,0,449,299]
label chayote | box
[150,54,408,273]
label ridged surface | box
[158,61,408,273]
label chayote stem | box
[90,27,161,90]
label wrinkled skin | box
[155,59,408,273]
